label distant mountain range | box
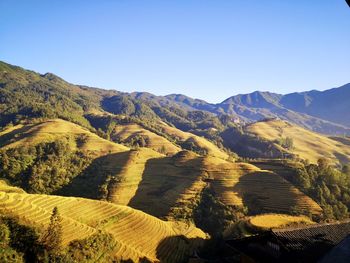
[127,84,350,135]
[1,60,349,135]
[164,85,350,135]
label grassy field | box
[246,119,350,164]
[0,191,207,262]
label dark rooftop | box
[319,235,350,263]
[227,220,350,263]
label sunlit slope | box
[202,157,322,215]
[107,148,164,205]
[236,171,322,214]
[112,123,181,155]
[0,179,26,193]
[224,213,315,238]
[0,119,128,155]
[58,147,163,201]
[248,214,313,230]
[119,151,322,219]
[245,119,350,164]
[202,157,259,206]
[128,151,207,218]
[0,192,207,262]
[159,122,229,159]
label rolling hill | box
[1,60,349,260]
[2,60,350,142]
[111,123,181,155]
[0,118,322,235]
[82,150,322,222]
[244,119,350,164]
[0,118,128,155]
[157,122,229,159]
[0,190,207,262]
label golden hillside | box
[245,119,350,164]
[101,147,164,205]
[224,213,315,238]
[102,151,321,219]
[0,179,26,194]
[112,123,181,155]
[159,122,229,160]
[128,151,207,218]
[0,191,207,263]
[0,119,128,155]
[201,156,321,215]
[247,214,313,230]
[0,118,322,235]
[110,121,229,159]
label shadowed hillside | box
[234,171,321,215]
[129,151,206,218]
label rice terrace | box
[1,1,350,262]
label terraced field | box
[245,119,350,164]
[201,157,321,215]
[233,170,322,215]
[0,119,128,155]
[247,214,314,230]
[128,151,207,218]
[107,148,164,204]
[112,123,181,155]
[0,192,207,262]
[111,151,322,221]
[158,122,229,160]
[224,214,314,238]
[0,179,26,193]
[203,158,260,206]
[0,119,323,237]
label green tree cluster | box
[291,159,350,220]
[275,136,294,150]
[0,138,92,194]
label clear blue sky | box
[1,0,349,102]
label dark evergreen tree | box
[42,207,63,254]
